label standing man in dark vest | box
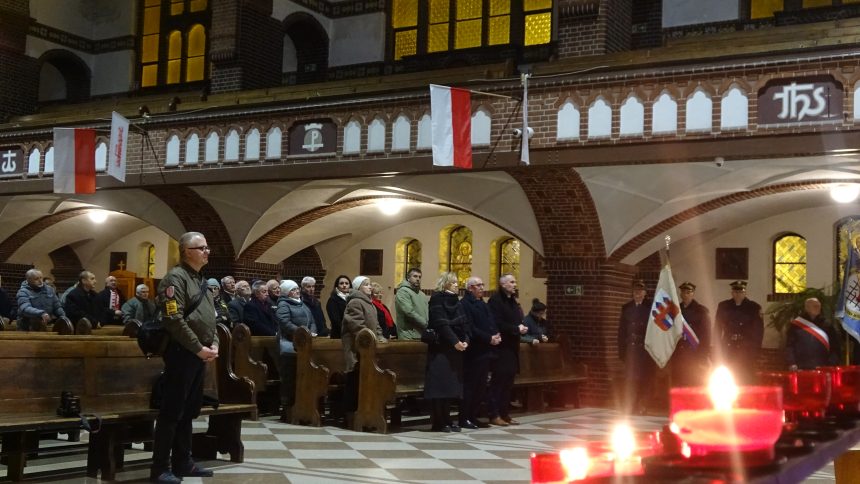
[670,281,711,386]
[487,273,526,426]
[617,280,654,415]
[716,280,764,384]
[150,232,218,484]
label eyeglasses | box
[186,246,210,252]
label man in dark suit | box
[97,275,125,325]
[716,280,763,384]
[670,281,711,386]
[64,270,104,331]
[459,276,501,429]
[617,280,654,415]
[487,273,526,426]
[242,281,277,336]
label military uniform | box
[617,282,654,414]
[671,297,711,387]
[151,262,218,480]
[715,281,763,384]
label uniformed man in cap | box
[617,280,654,415]
[715,281,763,384]
[150,232,218,484]
[670,282,711,386]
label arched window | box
[224,129,239,161]
[147,244,156,278]
[391,0,552,60]
[139,0,209,88]
[557,101,579,140]
[204,131,219,163]
[43,147,54,174]
[721,86,749,130]
[343,120,361,154]
[367,118,386,152]
[587,97,611,138]
[686,89,713,132]
[619,95,644,136]
[395,237,422,285]
[416,114,432,149]
[165,135,180,166]
[774,233,807,294]
[439,225,473,286]
[392,115,411,152]
[244,128,260,160]
[266,127,282,159]
[28,148,40,175]
[490,237,520,290]
[185,133,199,164]
[471,108,491,145]
[652,92,677,134]
[95,142,107,172]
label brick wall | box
[48,245,82,292]
[631,0,663,49]
[282,245,327,295]
[602,0,632,53]
[0,262,33,314]
[557,9,603,59]
[0,0,38,122]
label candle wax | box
[672,409,783,452]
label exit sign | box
[564,285,583,296]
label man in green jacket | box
[394,268,429,340]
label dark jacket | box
[716,297,764,356]
[97,287,125,323]
[243,297,278,336]
[156,263,218,354]
[17,280,65,321]
[460,291,498,359]
[424,290,469,399]
[227,297,247,327]
[677,299,711,357]
[786,312,841,370]
[301,290,329,337]
[341,289,384,372]
[64,285,103,325]
[276,296,316,354]
[617,298,652,361]
[521,313,549,344]
[326,292,348,339]
[0,287,12,319]
[122,296,158,324]
[487,290,523,353]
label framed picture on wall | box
[360,249,383,276]
[109,252,128,272]
[715,248,748,280]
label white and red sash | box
[791,316,830,351]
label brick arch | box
[144,186,235,260]
[609,180,831,263]
[0,207,91,262]
[49,245,83,291]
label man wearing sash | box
[786,297,840,370]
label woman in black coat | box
[424,272,470,432]
[325,275,351,339]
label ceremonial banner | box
[836,238,860,344]
[430,84,472,169]
[108,111,129,182]
[53,128,95,194]
[645,261,699,368]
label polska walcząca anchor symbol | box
[1,150,17,174]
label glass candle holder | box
[817,366,860,416]
[530,431,659,483]
[670,385,783,462]
[757,370,831,422]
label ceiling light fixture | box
[830,183,860,204]
[376,198,404,216]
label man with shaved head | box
[786,297,840,370]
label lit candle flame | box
[559,447,590,481]
[611,423,636,461]
[708,366,738,411]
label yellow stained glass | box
[190,0,207,12]
[455,19,482,49]
[167,59,181,84]
[394,29,417,59]
[145,0,160,6]
[147,245,156,279]
[490,0,510,15]
[457,0,482,20]
[803,0,830,6]
[751,0,783,19]
[500,239,520,283]
[168,31,182,59]
[395,238,422,285]
[186,56,204,81]
[525,0,552,10]
[429,0,449,23]
[171,0,184,15]
[449,227,473,286]
[188,24,205,55]
[142,35,159,63]
[143,6,161,35]
[774,235,807,294]
[489,16,509,45]
[428,23,449,52]
[392,0,418,28]
[141,64,158,87]
[525,12,551,45]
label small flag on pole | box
[644,258,698,368]
[430,84,472,169]
[108,111,129,182]
[836,236,860,344]
[53,128,95,194]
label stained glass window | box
[774,234,807,294]
[393,0,419,60]
[751,0,843,19]
[524,1,552,46]
[500,238,520,282]
[138,0,209,88]
[837,217,860,286]
[147,244,156,279]
[448,226,473,286]
[395,238,422,285]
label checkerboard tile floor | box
[6,408,841,483]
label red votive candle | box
[817,366,860,415]
[758,370,831,420]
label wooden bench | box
[230,326,280,414]
[0,324,257,481]
[352,329,587,434]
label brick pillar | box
[282,246,327,295]
[0,0,38,122]
[205,259,283,284]
[48,245,83,293]
[556,0,632,59]
[209,0,283,93]
[601,0,633,53]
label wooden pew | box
[514,334,588,411]
[354,329,426,434]
[0,324,257,481]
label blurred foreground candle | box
[817,366,860,416]
[670,366,783,461]
[757,370,831,422]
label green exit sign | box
[564,285,583,296]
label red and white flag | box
[430,84,472,169]
[108,111,129,182]
[53,128,95,194]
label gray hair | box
[78,270,94,282]
[178,232,204,260]
[251,281,268,295]
[435,272,458,292]
[25,268,42,282]
[135,284,149,296]
[465,277,483,289]
[221,275,235,286]
[301,276,316,287]
[499,273,515,285]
